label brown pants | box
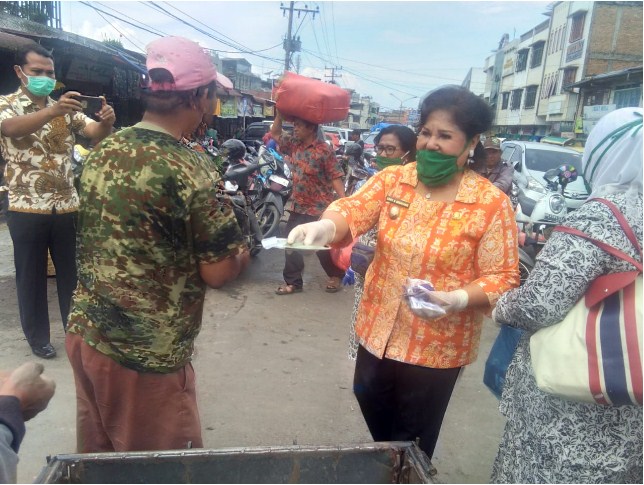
[66,333,203,453]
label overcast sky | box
[62,0,552,110]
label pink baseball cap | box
[145,36,217,91]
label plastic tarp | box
[370,122,402,133]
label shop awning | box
[540,136,570,145]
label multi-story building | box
[494,20,549,138]
[478,1,642,140]
[462,67,487,97]
[221,58,264,91]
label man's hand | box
[47,91,83,118]
[96,96,116,126]
[287,219,336,247]
[0,362,55,421]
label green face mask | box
[375,153,407,170]
[20,67,56,97]
[416,143,470,187]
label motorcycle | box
[515,165,578,284]
[218,139,273,257]
[253,146,292,238]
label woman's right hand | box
[287,219,336,246]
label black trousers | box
[7,211,78,347]
[282,212,345,288]
[353,345,461,459]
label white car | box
[501,141,589,214]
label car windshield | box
[364,134,376,145]
[525,148,582,173]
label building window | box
[530,42,544,68]
[540,73,559,100]
[583,89,610,106]
[524,85,538,109]
[516,49,529,72]
[561,67,578,93]
[501,92,510,110]
[614,86,643,109]
[569,12,586,43]
[510,89,523,110]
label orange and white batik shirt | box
[328,163,519,369]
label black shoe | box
[31,343,56,359]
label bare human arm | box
[270,110,284,145]
[199,249,250,289]
[332,177,346,199]
[1,91,115,143]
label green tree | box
[102,38,124,50]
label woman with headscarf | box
[491,107,643,483]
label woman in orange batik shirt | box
[287,85,519,460]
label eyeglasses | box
[375,144,400,156]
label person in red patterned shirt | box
[271,111,346,294]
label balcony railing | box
[566,39,584,63]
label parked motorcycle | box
[515,164,578,284]
[219,139,272,257]
[253,146,292,238]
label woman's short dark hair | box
[142,68,216,115]
[16,44,54,66]
[417,85,493,165]
[374,125,417,160]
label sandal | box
[275,284,303,295]
[325,277,342,293]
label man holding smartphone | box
[0,44,116,359]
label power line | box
[78,1,167,37]
[93,9,146,53]
[143,1,284,66]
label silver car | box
[501,141,589,215]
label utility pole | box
[280,1,319,72]
[325,66,342,84]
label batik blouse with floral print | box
[327,163,519,369]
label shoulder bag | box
[530,198,642,406]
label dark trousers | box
[7,210,77,347]
[353,345,461,459]
[282,212,345,288]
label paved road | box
[0,223,506,483]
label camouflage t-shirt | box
[67,123,245,373]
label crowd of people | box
[0,36,641,483]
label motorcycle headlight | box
[549,194,566,214]
[526,177,546,194]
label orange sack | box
[275,72,350,124]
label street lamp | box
[390,93,418,123]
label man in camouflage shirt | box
[65,36,249,453]
[271,111,346,295]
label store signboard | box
[220,97,238,118]
[582,104,615,135]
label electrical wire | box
[78,1,167,37]
[92,5,147,52]
[144,1,283,66]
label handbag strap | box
[554,198,643,272]
[593,198,642,258]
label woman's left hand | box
[426,289,469,314]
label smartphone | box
[74,95,103,116]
